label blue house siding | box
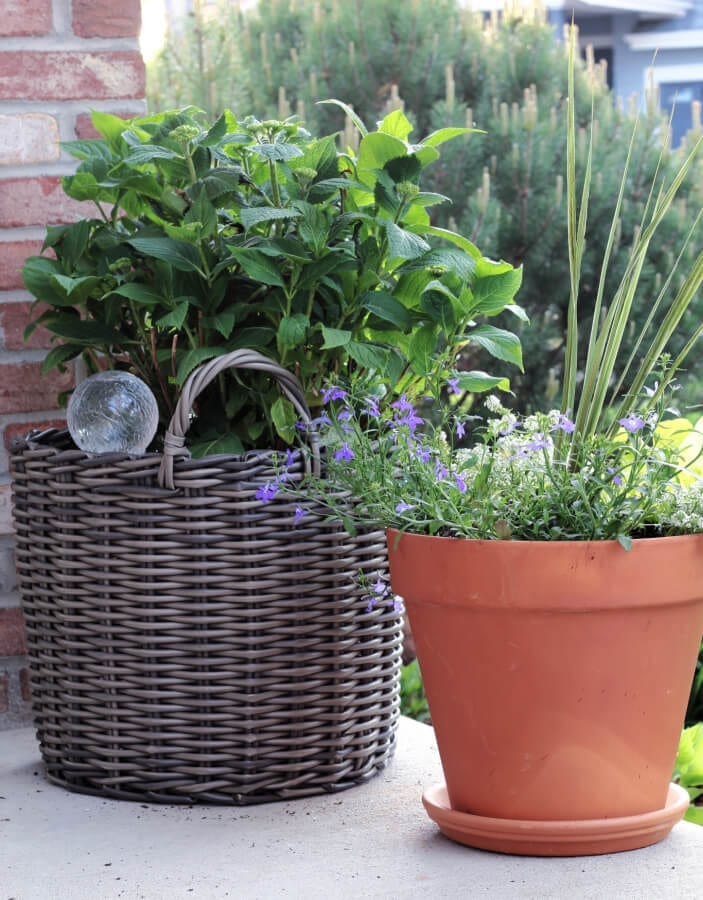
[524,2,703,145]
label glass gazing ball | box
[67,371,159,455]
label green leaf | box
[393,269,433,308]
[506,303,530,323]
[201,167,244,200]
[398,248,475,282]
[422,127,475,148]
[378,109,413,141]
[320,325,352,349]
[455,371,511,394]
[175,347,226,385]
[61,171,101,201]
[59,219,92,269]
[296,253,348,291]
[271,396,298,444]
[60,139,113,162]
[408,325,437,376]
[347,341,390,372]
[277,313,309,351]
[474,256,518,277]
[314,177,371,193]
[52,273,98,296]
[124,144,181,165]
[128,236,203,273]
[115,173,163,199]
[90,110,130,146]
[22,257,74,306]
[471,266,524,315]
[227,326,276,351]
[385,222,430,261]
[413,191,452,208]
[295,201,329,251]
[198,113,228,147]
[385,154,422,184]
[357,132,407,177]
[251,142,304,161]
[293,135,340,182]
[317,99,368,137]
[255,237,310,262]
[203,308,236,339]
[40,343,83,374]
[617,534,633,551]
[239,206,302,230]
[230,248,286,287]
[190,432,245,458]
[420,282,461,330]
[109,283,164,307]
[362,292,413,331]
[41,316,125,346]
[409,224,483,260]
[413,145,440,168]
[185,183,218,237]
[466,325,524,371]
[386,347,406,386]
[684,805,703,825]
[156,299,189,330]
[675,724,703,787]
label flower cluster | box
[361,574,405,615]
[254,449,308,525]
[281,383,703,543]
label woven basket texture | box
[10,354,402,804]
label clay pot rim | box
[387,528,703,549]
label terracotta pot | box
[387,531,703,839]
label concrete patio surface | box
[3,717,702,900]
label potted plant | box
[283,33,703,854]
[13,103,523,804]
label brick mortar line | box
[0,227,50,242]
[0,593,20,611]
[0,164,78,180]
[0,349,53,363]
[0,409,66,426]
[0,37,141,51]
[0,291,34,304]
[0,99,146,114]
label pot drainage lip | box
[421,782,690,857]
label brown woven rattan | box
[11,350,402,804]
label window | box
[659,81,703,146]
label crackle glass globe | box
[67,371,159,455]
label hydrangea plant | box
[21,104,523,456]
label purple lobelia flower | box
[553,414,575,434]
[322,386,348,405]
[334,442,355,462]
[619,413,645,433]
[256,482,279,503]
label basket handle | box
[158,349,320,490]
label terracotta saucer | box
[422,783,690,857]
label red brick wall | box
[0,0,145,728]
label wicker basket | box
[11,350,402,804]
